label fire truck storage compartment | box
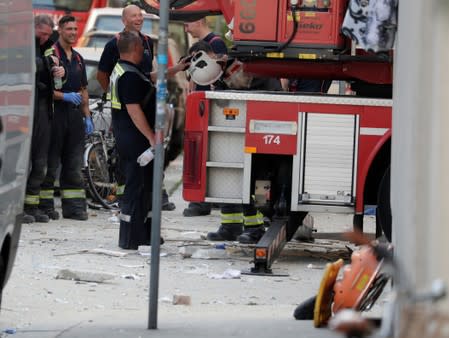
[294,112,358,208]
[233,0,348,49]
[205,99,250,204]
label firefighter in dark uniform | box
[39,15,94,221]
[23,15,65,223]
[183,19,228,217]
[108,31,158,249]
[186,41,282,244]
[96,4,179,211]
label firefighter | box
[39,15,93,221]
[186,41,283,244]
[182,18,228,217]
[96,4,179,211]
[109,31,187,249]
[23,15,65,224]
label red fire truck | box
[141,0,393,273]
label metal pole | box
[148,0,169,330]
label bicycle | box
[83,96,176,210]
[84,97,119,210]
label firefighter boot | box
[206,224,243,241]
[183,202,211,217]
[63,210,88,221]
[237,226,265,244]
[24,207,50,223]
[162,189,176,211]
[22,213,35,224]
[40,208,60,220]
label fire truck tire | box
[376,166,392,242]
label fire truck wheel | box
[376,166,392,242]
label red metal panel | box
[245,101,299,155]
[233,0,279,42]
[183,92,209,202]
[355,106,392,213]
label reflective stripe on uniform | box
[221,212,243,224]
[244,210,264,227]
[61,189,86,199]
[40,189,54,199]
[110,61,151,110]
[110,63,126,109]
[116,184,125,196]
[24,194,40,205]
[119,213,131,222]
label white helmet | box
[187,51,224,86]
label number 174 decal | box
[262,135,281,145]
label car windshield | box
[85,35,113,49]
[84,61,103,98]
[94,15,188,54]
[32,0,93,12]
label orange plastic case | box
[332,245,383,313]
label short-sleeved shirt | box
[112,60,155,130]
[111,60,155,157]
[51,41,88,93]
[98,32,154,78]
[203,32,228,55]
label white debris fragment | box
[191,248,228,260]
[207,269,241,279]
[88,248,128,257]
[107,215,120,224]
[55,269,115,283]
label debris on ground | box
[207,269,241,279]
[55,269,115,283]
[172,295,191,305]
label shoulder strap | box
[51,42,81,63]
[208,35,223,45]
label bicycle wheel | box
[85,142,118,209]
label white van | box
[0,0,34,305]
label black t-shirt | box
[203,32,228,55]
[98,32,154,78]
[112,61,155,130]
[52,42,88,93]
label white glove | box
[137,147,154,166]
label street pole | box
[148,0,169,330]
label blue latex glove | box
[84,116,94,135]
[62,92,82,105]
